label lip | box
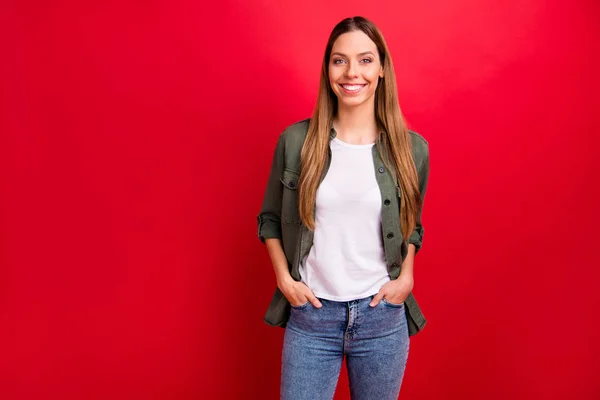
[338,83,367,95]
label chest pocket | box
[280,169,301,224]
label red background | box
[1,1,599,399]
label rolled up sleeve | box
[257,134,285,243]
[408,148,429,254]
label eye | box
[361,58,373,63]
[333,59,346,64]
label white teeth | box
[342,84,364,91]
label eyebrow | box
[331,51,375,57]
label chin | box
[338,95,372,108]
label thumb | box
[370,291,385,307]
[306,291,323,308]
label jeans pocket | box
[290,300,310,310]
[382,298,405,308]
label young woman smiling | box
[257,16,430,399]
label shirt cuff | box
[257,213,282,243]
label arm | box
[257,133,321,307]
[257,134,293,283]
[265,238,293,288]
[401,148,429,279]
[257,134,285,244]
[407,149,429,256]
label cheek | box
[328,69,338,85]
[368,68,381,81]
[368,71,382,90]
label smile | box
[339,84,366,93]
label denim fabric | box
[281,295,410,400]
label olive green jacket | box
[257,119,430,336]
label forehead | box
[331,30,378,55]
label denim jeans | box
[281,294,410,400]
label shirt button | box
[378,166,385,173]
[384,199,391,206]
[391,262,398,268]
[387,233,394,239]
[289,181,296,188]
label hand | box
[278,277,323,308]
[370,275,414,307]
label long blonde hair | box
[299,16,421,240]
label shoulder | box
[408,129,428,151]
[408,130,429,167]
[279,118,310,147]
[272,119,310,170]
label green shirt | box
[257,119,430,336]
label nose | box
[345,60,359,79]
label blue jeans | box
[281,294,410,400]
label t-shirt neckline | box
[332,137,376,149]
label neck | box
[333,102,378,145]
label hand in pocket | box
[279,279,322,308]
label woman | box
[257,16,430,400]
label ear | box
[379,66,384,78]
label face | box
[328,30,384,110]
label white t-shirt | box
[299,137,390,301]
